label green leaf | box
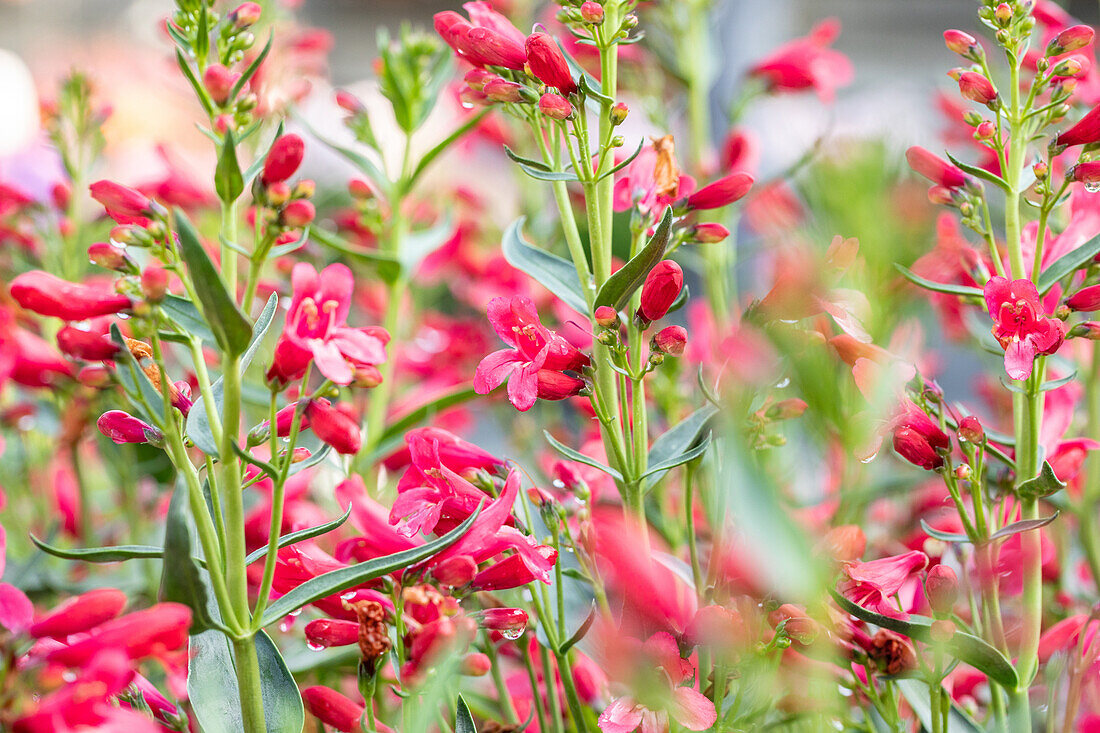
[559,603,596,654]
[919,520,970,544]
[644,405,719,491]
[894,264,985,299]
[1016,460,1066,498]
[244,506,353,565]
[1040,371,1077,392]
[597,138,645,181]
[161,295,218,343]
[514,163,581,182]
[503,145,552,171]
[229,33,272,100]
[502,217,589,315]
[543,431,624,481]
[1037,234,1100,294]
[30,535,162,563]
[174,208,251,355]
[160,479,220,633]
[455,695,476,733]
[399,214,454,274]
[259,509,480,627]
[895,679,984,733]
[594,206,673,312]
[637,434,711,482]
[944,150,1009,191]
[214,128,244,204]
[186,292,278,456]
[830,590,1019,689]
[175,50,215,117]
[188,630,304,733]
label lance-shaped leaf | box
[990,512,1060,541]
[161,295,218,344]
[186,292,278,456]
[259,509,480,626]
[160,479,220,633]
[455,696,477,733]
[1037,233,1100,294]
[244,506,353,565]
[1016,461,1066,499]
[895,679,984,733]
[188,629,304,733]
[594,206,673,312]
[945,150,1008,191]
[643,405,719,491]
[31,535,163,563]
[174,208,251,355]
[543,430,624,481]
[214,128,243,204]
[830,590,1018,689]
[502,217,589,315]
[638,435,711,481]
[895,264,984,299]
[229,33,272,100]
[919,520,971,544]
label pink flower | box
[89,180,158,226]
[434,3,527,70]
[96,411,163,445]
[984,276,1066,380]
[10,271,132,321]
[837,550,929,619]
[474,296,589,412]
[269,263,388,385]
[905,146,970,189]
[1056,103,1100,148]
[598,633,717,733]
[748,18,854,102]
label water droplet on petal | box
[1086,181,1100,193]
[306,641,325,651]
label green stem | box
[231,634,267,733]
[221,199,239,295]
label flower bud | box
[304,619,358,649]
[28,588,128,639]
[1069,321,1100,339]
[1072,162,1100,190]
[461,652,492,676]
[57,326,120,361]
[88,242,137,273]
[141,266,169,302]
[432,556,478,586]
[609,102,628,125]
[464,68,497,92]
[526,33,577,94]
[301,687,364,733]
[536,370,586,401]
[471,608,528,636]
[348,179,373,200]
[1067,284,1100,311]
[974,120,996,141]
[538,92,574,120]
[925,564,959,617]
[594,305,620,328]
[893,426,944,470]
[335,89,365,114]
[282,199,315,228]
[957,71,998,107]
[994,3,1012,25]
[690,222,729,243]
[685,173,754,210]
[957,415,984,443]
[266,181,291,207]
[647,325,685,357]
[305,399,361,455]
[97,410,163,445]
[1033,160,1049,180]
[1052,55,1088,78]
[203,63,237,105]
[90,180,157,225]
[580,2,604,24]
[11,270,132,320]
[484,77,524,103]
[954,463,971,480]
[906,146,969,188]
[766,398,807,420]
[228,2,261,29]
[294,179,316,199]
[262,134,305,185]
[1048,24,1094,56]
[638,260,683,322]
[353,365,383,389]
[927,185,956,206]
[944,29,980,58]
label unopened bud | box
[282,199,315,228]
[141,266,169,302]
[1048,24,1094,56]
[609,102,629,126]
[994,3,1012,25]
[538,93,574,120]
[348,179,373,200]
[1069,321,1100,339]
[766,398,807,420]
[594,305,620,328]
[203,64,237,106]
[293,179,316,199]
[1033,160,1049,180]
[266,181,291,207]
[88,242,137,273]
[974,120,996,141]
[925,564,959,617]
[930,619,956,643]
[954,463,971,480]
[652,325,687,357]
[1052,56,1087,78]
[962,110,983,126]
[485,78,524,103]
[229,2,261,29]
[957,415,984,443]
[580,1,604,24]
[610,135,625,148]
[943,29,980,59]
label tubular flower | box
[301,686,366,733]
[474,295,589,411]
[261,134,305,185]
[305,399,361,455]
[526,33,576,94]
[1056,103,1100,148]
[89,180,159,226]
[434,2,527,70]
[984,276,1066,380]
[837,551,929,619]
[905,146,970,189]
[748,18,854,102]
[268,263,388,385]
[638,261,684,322]
[97,411,164,446]
[887,399,950,471]
[683,173,754,211]
[10,271,132,321]
[956,71,998,106]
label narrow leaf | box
[31,535,163,563]
[944,150,1010,191]
[244,506,353,565]
[161,295,218,343]
[160,480,219,633]
[455,696,477,733]
[637,435,711,481]
[214,128,244,203]
[503,145,551,171]
[1037,234,1100,294]
[502,217,589,315]
[919,519,971,544]
[989,512,1059,541]
[594,207,673,312]
[895,264,984,299]
[543,431,624,481]
[895,679,984,733]
[229,33,272,100]
[1016,460,1066,499]
[260,509,480,626]
[644,405,719,490]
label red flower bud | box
[484,77,524,103]
[47,603,191,666]
[228,2,261,29]
[97,410,163,445]
[10,270,132,320]
[1048,24,1094,55]
[28,588,127,639]
[306,399,361,455]
[653,325,687,356]
[892,426,944,471]
[1070,321,1100,339]
[767,398,807,420]
[304,618,358,649]
[282,199,315,228]
[464,68,497,92]
[464,27,527,70]
[472,608,528,636]
[925,564,959,617]
[905,146,969,188]
[88,242,136,273]
[1071,161,1100,189]
[1056,104,1100,148]
[580,1,604,24]
[89,180,156,225]
[957,71,998,106]
[141,266,169,302]
[594,305,619,328]
[535,370,586,401]
[432,555,478,586]
[335,89,365,114]
[262,134,305,185]
[685,173,754,210]
[538,92,573,120]
[525,33,577,94]
[461,652,492,676]
[943,29,979,57]
[301,686,365,733]
[203,63,237,105]
[57,326,119,361]
[957,415,984,443]
[638,260,683,321]
[690,222,729,243]
[1067,284,1100,311]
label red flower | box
[474,296,589,412]
[28,588,127,639]
[748,18,854,102]
[526,33,576,94]
[837,550,929,619]
[301,686,365,732]
[905,146,969,189]
[97,410,163,445]
[984,276,1065,380]
[262,134,305,185]
[10,271,132,321]
[638,261,684,322]
[956,71,998,106]
[684,173,754,211]
[434,3,527,70]
[305,399,361,455]
[89,180,158,226]
[1056,103,1100,148]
